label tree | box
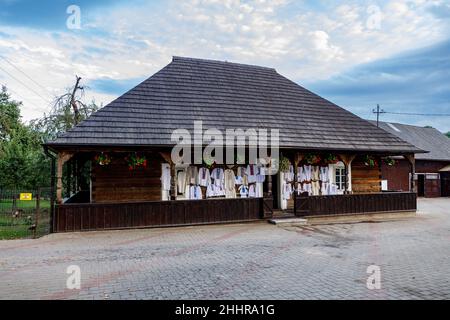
[31,77,99,141]
[0,78,100,190]
[0,87,49,189]
[0,86,21,142]
[446,132,450,138]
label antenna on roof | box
[372,104,386,127]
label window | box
[335,167,346,190]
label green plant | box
[94,152,111,166]
[323,153,339,164]
[363,155,378,167]
[279,156,291,173]
[383,157,396,166]
[304,153,321,165]
[125,152,147,170]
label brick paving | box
[0,198,449,300]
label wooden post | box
[404,154,416,193]
[339,154,356,194]
[34,189,40,239]
[56,152,74,204]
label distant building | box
[372,121,450,197]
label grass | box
[0,199,51,210]
[0,203,51,240]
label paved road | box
[0,198,449,300]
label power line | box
[383,111,450,116]
[0,55,54,97]
[1,83,48,113]
[0,64,51,105]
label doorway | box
[417,174,425,197]
[441,172,450,197]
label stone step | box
[269,218,308,226]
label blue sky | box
[0,0,449,132]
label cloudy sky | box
[0,0,449,132]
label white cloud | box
[0,0,449,122]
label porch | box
[48,148,418,232]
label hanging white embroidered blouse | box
[211,168,224,186]
[198,167,211,187]
[319,166,329,182]
[246,165,257,184]
[303,165,312,181]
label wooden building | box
[44,57,422,232]
[373,121,450,197]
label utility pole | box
[372,104,386,127]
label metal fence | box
[0,188,52,240]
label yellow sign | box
[20,193,33,201]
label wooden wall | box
[381,159,411,192]
[351,157,382,193]
[92,155,163,203]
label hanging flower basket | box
[304,153,321,165]
[323,153,339,165]
[125,152,148,170]
[94,152,111,166]
[363,155,378,167]
[383,157,396,166]
[279,156,291,173]
[203,155,215,168]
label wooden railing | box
[294,192,417,217]
[54,198,266,233]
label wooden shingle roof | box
[370,121,450,161]
[47,56,422,153]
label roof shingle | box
[47,56,422,153]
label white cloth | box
[248,184,256,198]
[303,165,312,182]
[286,165,295,182]
[189,185,202,200]
[298,167,305,182]
[256,166,266,183]
[186,166,199,185]
[177,171,186,195]
[239,185,249,198]
[301,182,312,195]
[283,182,293,200]
[312,180,320,196]
[247,165,257,184]
[255,182,264,198]
[328,184,338,195]
[320,166,330,182]
[211,168,224,186]
[198,167,211,187]
[224,169,236,198]
[312,166,320,181]
[161,164,171,191]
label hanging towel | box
[177,170,186,194]
[161,164,171,191]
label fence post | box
[34,189,40,239]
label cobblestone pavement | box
[0,198,449,300]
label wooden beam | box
[403,154,416,192]
[338,154,356,194]
[56,152,74,204]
